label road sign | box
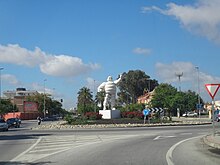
[205,84,220,100]
[196,103,203,109]
[143,109,150,116]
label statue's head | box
[107,76,113,82]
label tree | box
[26,93,64,116]
[26,93,45,113]
[95,91,105,110]
[118,70,158,104]
[150,83,203,118]
[150,83,177,117]
[0,99,18,115]
[77,87,94,114]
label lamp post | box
[175,72,183,118]
[94,79,96,113]
[43,79,47,118]
[195,66,201,119]
[0,67,3,106]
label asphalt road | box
[0,120,220,165]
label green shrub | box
[84,112,102,120]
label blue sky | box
[1,0,220,109]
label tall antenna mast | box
[175,72,183,92]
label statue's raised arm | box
[113,74,122,85]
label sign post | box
[205,84,220,137]
[143,109,150,124]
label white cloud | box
[133,47,151,56]
[0,44,47,67]
[40,55,100,77]
[2,74,21,86]
[142,0,220,44]
[86,77,100,94]
[0,44,101,77]
[156,61,220,84]
[156,62,195,83]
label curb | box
[31,121,212,130]
[203,134,220,149]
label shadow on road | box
[0,161,53,165]
[0,133,51,141]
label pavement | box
[173,117,220,150]
[203,132,220,149]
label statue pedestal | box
[99,110,121,119]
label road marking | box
[166,135,203,165]
[10,137,42,162]
[29,146,70,153]
[153,136,176,140]
[8,134,142,164]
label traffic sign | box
[143,109,150,116]
[196,103,203,109]
[205,84,220,100]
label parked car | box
[0,118,8,131]
[182,112,198,117]
[6,118,21,128]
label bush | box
[84,112,102,120]
[64,114,74,124]
[64,114,88,125]
[121,111,144,119]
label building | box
[3,88,40,119]
[137,90,155,105]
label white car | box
[0,118,8,131]
[182,112,198,117]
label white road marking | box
[8,134,140,164]
[10,137,42,162]
[153,135,176,140]
[166,135,203,165]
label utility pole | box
[94,79,96,113]
[43,79,47,118]
[195,66,201,119]
[0,67,3,107]
[175,72,183,118]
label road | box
[0,120,219,165]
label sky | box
[1,0,220,109]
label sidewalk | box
[203,132,220,149]
[173,117,220,149]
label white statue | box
[98,75,122,110]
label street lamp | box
[94,79,96,113]
[43,79,47,118]
[195,66,201,118]
[0,67,3,105]
[175,72,183,118]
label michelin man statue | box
[98,75,122,110]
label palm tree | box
[95,91,105,110]
[77,87,93,114]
